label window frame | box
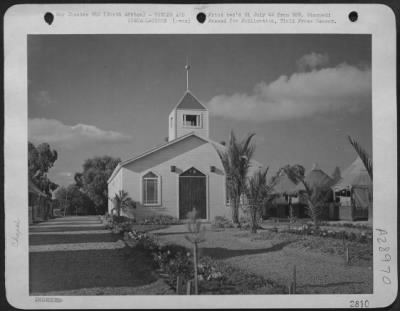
[142,171,161,206]
[182,113,202,128]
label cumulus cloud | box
[296,52,330,71]
[207,61,371,122]
[29,118,132,147]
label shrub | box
[138,215,180,225]
[127,230,158,251]
[112,215,133,224]
[197,256,223,281]
[212,216,234,229]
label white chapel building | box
[107,65,263,220]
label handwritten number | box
[381,266,390,274]
[377,236,387,244]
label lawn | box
[150,224,373,294]
[29,246,159,294]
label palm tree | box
[110,190,136,217]
[283,165,329,229]
[245,168,271,233]
[348,136,373,180]
[348,136,373,223]
[218,131,256,225]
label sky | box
[28,34,372,187]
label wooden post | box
[193,242,199,295]
[186,280,192,295]
[293,265,296,294]
[345,247,350,264]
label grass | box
[239,230,373,264]
[29,246,158,293]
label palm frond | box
[348,136,373,180]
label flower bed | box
[319,221,372,230]
[283,225,373,244]
[123,229,284,294]
[211,216,234,229]
[102,213,177,235]
[137,215,180,225]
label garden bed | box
[101,214,179,235]
[122,229,286,294]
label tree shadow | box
[199,240,296,260]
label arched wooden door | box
[179,167,207,219]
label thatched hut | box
[332,157,372,221]
[288,164,337,220]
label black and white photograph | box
[4,4,397,309]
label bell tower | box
[168,62,209,141]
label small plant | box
[109,190,136,217]
[184,208,206,295]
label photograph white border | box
[4,4,397,309]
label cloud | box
[29,118,132,147]
[296,52,330,71]
[33,90,55,108]
[58,171,73,177]
[207,62,371,123]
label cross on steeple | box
[185,58,190,91]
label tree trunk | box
[306,198,319,230]
[232,198,240,224]
[250,206,258,233]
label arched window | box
[142,171,161,206]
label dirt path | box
[29,216,172,295]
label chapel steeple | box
[168,62,209,142]
[185,58,190,91]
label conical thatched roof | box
[271,173,297,194]
[333,157,372,190]
[291,163,334,193]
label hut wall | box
[339,204,353,220]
